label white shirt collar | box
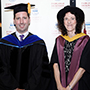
[15,31,29,41]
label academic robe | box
[0,32,50,90]
[50,33,90,90]
[79,39,90,90]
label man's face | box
[14,11,30,34]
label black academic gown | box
[49,36,90,90]
[79,39,90,90]
[0,32,50,90]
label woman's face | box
[64,12,77,33]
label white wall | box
[76,0,90,36]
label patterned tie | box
[20,35,24,41]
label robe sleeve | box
[50,41,59,65]
[0,45,18,90]
[80,39,90,73]
[78,39,90,90]
[48,40,59,90]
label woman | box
[50,6,90,90]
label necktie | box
[20,35,24,41]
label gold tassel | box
[28,3,31,14]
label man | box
[0,3,50,90]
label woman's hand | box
[58,86,70,90]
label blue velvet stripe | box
[1,34,42,48]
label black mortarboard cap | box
[4,3,35,15]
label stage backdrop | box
[76,0,90,36]
[1,0,70,59]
